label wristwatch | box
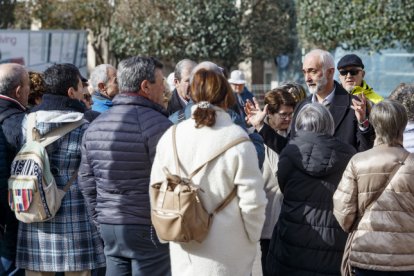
[358,118,369,128]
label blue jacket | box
[91,91,113,113]
[169,100,265,169]
[231,87,255,119]
[78,94,173,226]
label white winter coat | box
[150,106,267,276]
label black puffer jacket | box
[0,97,26,259]
[78,94,172,227]
[266,131,356,276]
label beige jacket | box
[333,144,414,271]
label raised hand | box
[351,93,368,126]
[244,97,268,131]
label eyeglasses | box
[277,112,293,119]
[339,69,362,76]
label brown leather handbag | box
[150,125,249,243]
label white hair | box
[305,49,335,71]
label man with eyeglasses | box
[337,54,383,105]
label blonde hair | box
[370,100,407,146]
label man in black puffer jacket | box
[78,57,172,276]
[0,63,29,276]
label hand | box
[351,93,367,123]
[244,97,268,131]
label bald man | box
[0,63,29,275]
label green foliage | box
[245,0,297,58]
[27,0,114,32]
[110,0,296,68]
[0,0,16,28]
[110,0,243,68]
[297,0,414,51]
[4,0,297,68]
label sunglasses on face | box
[339,69,362,76]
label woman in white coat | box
[150,68,267,276]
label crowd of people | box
[0,48,413,276]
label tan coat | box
[333,144,414,271]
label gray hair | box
[174,59,197,81]
[190,61,224,84]
[90,64,114,91]
[305,49,335,71]
[0,63,26,96]
[117,56,163,93]
[370,99,407,146]
[295,103,335,136]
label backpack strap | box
[172,125,181,176]
[188,136,250,180]
[27,113,87,147]
[171,124,250,179]
[171,126,250,216]
[212,186,237,215]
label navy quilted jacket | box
[78,94,173,226]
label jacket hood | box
[285,130,356,177]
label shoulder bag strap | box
[172,124,181,176]
[353,150,410,229]
[190,137,250,216]
[366,150,409,211]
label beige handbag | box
[150,125,249,243]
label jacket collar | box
[304,81,351,131]
[0,95,26,122]
[113,93,168,116]
[93,91,111,101]
[30,94,86,113]
[0,94,26,111]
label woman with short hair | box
[266,103,356,276]
[333,100,414,275]
[260,88,296,275]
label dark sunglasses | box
[339,69,362,76]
